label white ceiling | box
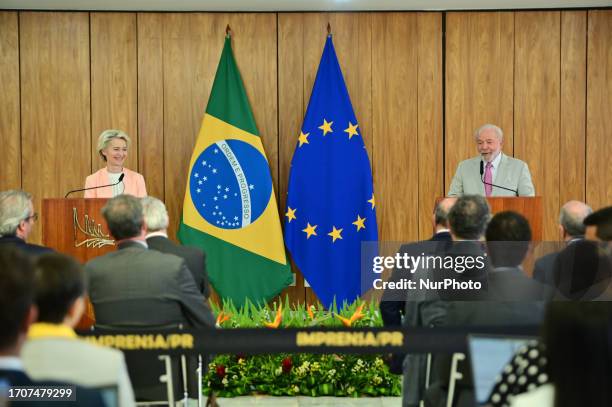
[0,0,610,11]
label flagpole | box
[327,22,331,37]
[226,24,232,38]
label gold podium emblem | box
[73,208,115,248]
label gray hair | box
[434,197,457,227]
[97,129,131,161]
[474,124,504,142]
[141,196,169,232]
[0,190,32,237]
[448,195,491,240]
[559,200,592,237]
[101,194,143,240]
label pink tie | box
[484,162,493,196]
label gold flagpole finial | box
[226,24,232,38]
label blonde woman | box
[84,130,147,198]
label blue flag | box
[284,36,378,307]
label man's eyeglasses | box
[25,213,38,222]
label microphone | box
[480,161,519,196]
[65,173,125,198]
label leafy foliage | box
[204,298,401,397]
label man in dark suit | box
[380,198,456,376]
[425,211,547,407]
[0,190,53,256]
[0,247,104,407]
[484,211,551,301]
[584,205,612,242]
[86,195,215,329]
[380,197,456,328]
[142,196,210,298]
[533,200,592,286]
[399,195,492,407]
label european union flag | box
[285,35,378,307]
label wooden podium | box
[42,198,115,262]
[436,196,543,240]
[42,198,115,329]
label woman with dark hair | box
[511,302,612,407]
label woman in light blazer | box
[84,130,147,198]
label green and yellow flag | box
[178,35,292,307]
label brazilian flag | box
[179,35,292,307]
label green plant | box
[204,298,401,397]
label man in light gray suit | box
[86,195,215,329]
[448,124,535,197]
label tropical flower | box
[215,364,226,378]
[282,356,293,373]
[264,304,283,328]
[216,311,231,327]
[307,305,316,320]
[335,303,366,327]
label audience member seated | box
[533,200,592,286]
[0,190,52,256]
[142,196,211,298]
[380,197,456,374]
[488,244,612,406]
[584,205,612,242]
[424,210,546,407]
[86,194,215,328]
[552,239,612,301]
[436,195,492,301]
[0,247,104,406]
[21,252,135,407]
[485,211,551,301]
[402,195,491,407]
[491,302,612,407]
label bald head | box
[433,197,458,230]
[559,200,592,240]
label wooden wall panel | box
[230,14,279,196]
[587,10,612,210]
[372,13,419,242]
[445,12,514,192]
[137,13,165,200]
[417,12,443,239]
[91,13,138,174]
[0,12,21,191]
[514,11,561,240]
[301,13,373,153]
[560,11,586,204]
[20,12,91,244]
[278,13,306,303]
[163,13,228,241]
[278,14,304,219]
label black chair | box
[92,324,191,406]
